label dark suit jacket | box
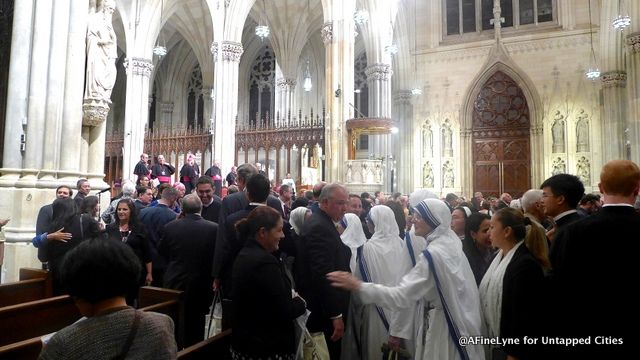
[501,244,545,359]
[549,211,584,272]
[36,204,53,236]
[297,208,351,333]
[231,239,306,357]
[211,191,283,279]
[159,214,217,290]
[549,205,638,358]
[201,196,222,224]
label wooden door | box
[472,71,531,198]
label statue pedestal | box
[82,98,111,126]
[343,159,384,194]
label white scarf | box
[479,240,524,339]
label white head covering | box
[412,199,485,360]
[409,188,438,208]
[361,206,409,280]
[289,207,309,236]
[340,213,367,272]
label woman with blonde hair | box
[480,207,547,359]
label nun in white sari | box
[329,199,485,360]
[342,205,414,359]
[340,213,367,272]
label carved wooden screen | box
[472,71,531,198]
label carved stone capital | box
[321,22,333,45]
[221,41,243,62]
[365,63,393,81]
[160,102,174,113]
[393,90,413,105]
[276,78,297,89]
[82,98,111,126]
[124,57,153,77]
[601,71,627,88]
[210,42,218,58]
[626,32,640,54]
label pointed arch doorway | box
[472,71,531,198]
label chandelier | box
[255,0,269,41]
[153,0,167,58]
[585,0,600,80]
[354,10,369,25]
[303,60,312,92]
[612,0,631,31]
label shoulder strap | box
[113,310,141,360]
[421,249,470,360]
[405,232,417,267]
[356,246,390,331]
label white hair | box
[121,180,136,197]
[520,189,543,212]
[509,199,522,209]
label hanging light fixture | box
[411,0,421,95]
[303,60,312,92]
[612,0,631,31]
[586,0,600,80]
[255,0,270,41]
[354,10,369,25]
[153,0,167,57]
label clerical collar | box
[202,198,214,207]
[249,202,266,207]
[554,209,577,222]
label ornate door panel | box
[472,71,531,198]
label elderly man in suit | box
[297,183,352,359]
[159,194,217,347]
[550,160,639,358]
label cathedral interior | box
[0,0,639,281]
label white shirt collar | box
[554,209,577,221]
[603,203,634,208]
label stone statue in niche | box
[442,122,453,157]
[576,110,590,153]
[422,123,433,158]
[374,162,382,183]
[423,161,434,188]
[443,161,454,188]
[85,0,118,101]
[577,157,591,186]
[551,111,566,153]
[552,157,566,176]
[345,163,353,183]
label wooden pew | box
[0,295,80,347]
[177,329,232,359]
[0,337,42,360]
[0,268,52,308]
[138,286,185,350]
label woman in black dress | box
[231,206,307,360]
[104,198,152,304]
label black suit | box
[297,208,351,359]
[500,244,545,359]
[159,213,217,347]
[212,191,283,280]
[201,196,222,224]
[549,205,638,358]
[549,211,583,272]
[231,239,306,358]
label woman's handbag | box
[302,331,330,360]
[205,290,223,338]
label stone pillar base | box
[1,242,40,283]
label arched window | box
[249,46,275,125]
[186,64,204,129]
[445,0,554,36]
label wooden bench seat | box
[0,268,52,308]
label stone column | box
[87,122,107,184]
[41,0,72,182]
[365,63,393,159]
[323,0,356,182]
[276,78,297,123]
[393,90,413,193]
[601,71,628,161]
[0,0,33,176]
[159,102,174,128]
[626,11,640,163]
[58,0,89,181]
[22,0,54,179]
[202,87,214,130]
[212,41,243,173]
[122,58,153,180]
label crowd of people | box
[28,156,638,359]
